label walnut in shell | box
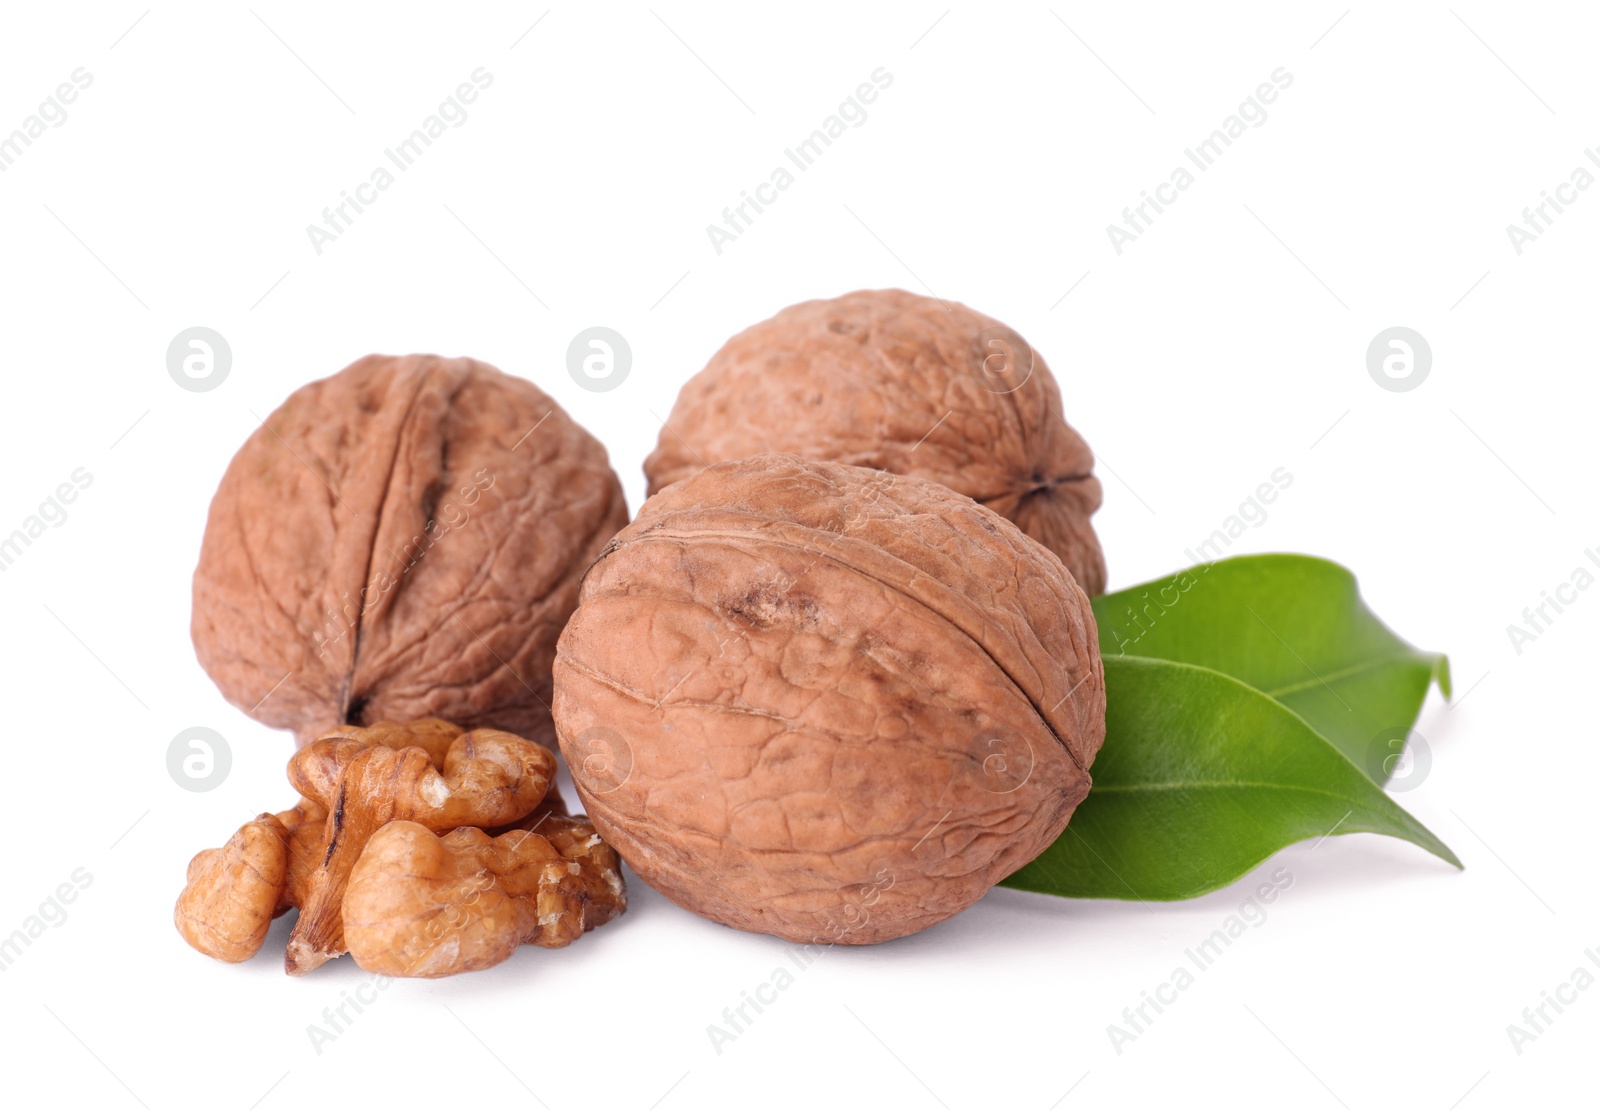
[553,454,1106,944]
[192,355,628,745]
[644,289,1106,595]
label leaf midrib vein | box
[1263,652,1425,700]
[1090,779,1379,801]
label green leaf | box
[1004,656,1460,901]
[1090,554,1449,784]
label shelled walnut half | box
[173,719,626,977]
[343,803,626,978]
[172,801,325,964]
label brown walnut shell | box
[644,289,1106,595]
[192,355,628,746]
[553,454,1105,944]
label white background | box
[0,2,1593,1116]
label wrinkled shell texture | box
[644,289,1106,596]
[554,454,1106,944]
[193,355,627,745]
